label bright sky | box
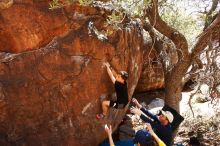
[166,0,220,17]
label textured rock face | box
[135,47,164,92]
[0,1,69,53]
[0,1,144,146]
[0,0,13,9]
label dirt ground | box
[174,93,220,146]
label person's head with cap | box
[116,71,128,84]
[133,129,153,146]
[159,110,174,125]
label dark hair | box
[189,137,200,146]
[120,71,128,80]
[134,129,153,146]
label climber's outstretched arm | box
[104,62,116,84]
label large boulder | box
[0,1,144,146]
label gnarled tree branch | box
[144,0,189,63]
[203,0,219,30]
[191,12,220,59]
[143,0,191,110]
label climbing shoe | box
[96,113,105,119]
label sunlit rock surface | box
[0,1,69,53]
[0,0,13,9]
[0,1,144,145]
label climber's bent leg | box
[102,100,110,115]
[96,100,110,120]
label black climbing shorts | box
[109,100,126,109]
